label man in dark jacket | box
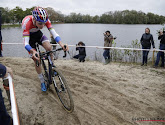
[140,28,155,66]
[103,31,114,65]
[0,64,13,125]
[73,41,86,62]
[154,30,165,67]
[0,10,3,57]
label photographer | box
[73,41,86,62]
[103,31,114,65]
[154,30,165,67]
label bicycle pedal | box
[61,85,65,91]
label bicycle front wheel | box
[52,67,74,112]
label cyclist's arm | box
[45,20,61,43]
[49,29,68,50]
[23,36,32,52]
[45,20,68,50]
[49,29,61,42]
[23,36,38,59]
[23,35,38,53]
[22,16,35,53]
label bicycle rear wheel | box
[52,67,74,112]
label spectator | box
[140,28,155,66]
[73,41,86,62]
[103,31,114,65]
[0,10,3,57]
[154,30,165,67]
[0,64,13,125]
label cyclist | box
[22,7,68,92]
[0,64,13,125]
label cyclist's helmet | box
[32,7,48,23]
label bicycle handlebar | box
[35,48,64,67]
[40,45,66,56]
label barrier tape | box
[8,73,20,125]
[2,43,165,52]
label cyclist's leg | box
[41,35,54,61]
[29,31,47,91]
[29,31,43,75]
[32,56,46,91]
[30,30,45,74]
[33,59,42,74]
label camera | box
[158,30,165,34]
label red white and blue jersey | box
[22,15,61,52]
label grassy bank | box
[2,24,21,29]
[1,22,64,29]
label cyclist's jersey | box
[22,15,61,52]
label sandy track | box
[0,57,165,125]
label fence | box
[3,43,164,64]
[8,73,20,125]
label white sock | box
[38,73,44,83]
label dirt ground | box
[0,57,165,125]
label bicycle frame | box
[35,43,74,112]
[35,44,51,88]
[35,43,63,89]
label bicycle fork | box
[53,75,65,92]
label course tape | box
[2,43,164,52]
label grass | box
[1,22,64,29]
[2,24,21,29]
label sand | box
[0,57,165,125]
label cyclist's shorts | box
[29,30,49,50]
[0,64,6,78]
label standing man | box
[103,31,114,65]
[154,30,165,67]
[0,64,13,125]
[0,10,3,57]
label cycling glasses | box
[37,21,45,25]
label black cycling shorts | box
[29,30,49,50]
[0,64,6,78]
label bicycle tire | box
[41,59,50,89]
[52,67,74,112]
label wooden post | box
[152,50,155,65]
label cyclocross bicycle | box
[36,43,74,112]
